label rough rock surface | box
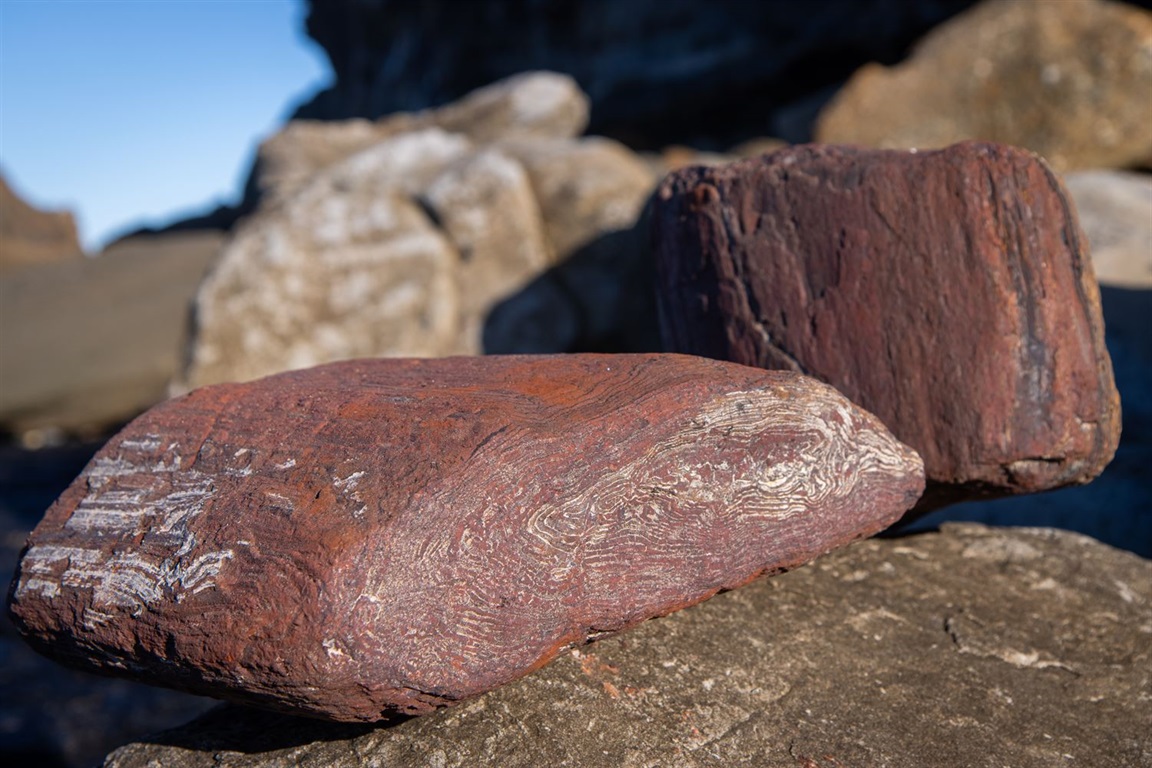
[101,523,1152,768]
[187,128,471,388]
[295,0,978,149]
[0,173,85,273]
[815,0,1152,172]
[8,354,924,722]
[0,231,223,437]
[653,141,1121,511]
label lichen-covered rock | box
[653,141,1121,511]
[815,0,1152,172]
[8,354,923,722]
[422,148,553,347]
[100,524,1152,768]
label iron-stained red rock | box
[7,354,923,721]
[652,141,1121,511]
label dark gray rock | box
[103,524,1151,767]
[0,231,223,439]
[295,0,979,150]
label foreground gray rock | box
[103,523,1152,767]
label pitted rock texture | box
[7,354,924,722]
[101,524,1152,768]
[653,141,1120,512]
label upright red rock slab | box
[8,354,923,721]
[652,142,1121,511]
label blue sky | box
[0,0,331,250]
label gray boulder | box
[249,71,589,209]
[1065,170,1152,291]
[184,75,657,388]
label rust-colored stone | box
[653,141,1121,511]
[7,354,923,722]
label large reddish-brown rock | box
[8,354,923,722]
[653,142,1120,511]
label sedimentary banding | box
[8,354,923,721]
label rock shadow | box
[136,703,401,755]
[482,221,663,355]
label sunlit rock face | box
[8,353,923,722]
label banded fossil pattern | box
[346,379,921,714]
[9,354,924,721]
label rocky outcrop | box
[295,0,978,149]
[101,523,1152,767]
[0,231,223,438]
[185,73,656,388]
[9,354,924,722]
[652,142,1121,512]
[0,172,85,273]
[815,0,1152,172]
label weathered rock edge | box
[8,354,923,722]
[653,141,1120,512]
